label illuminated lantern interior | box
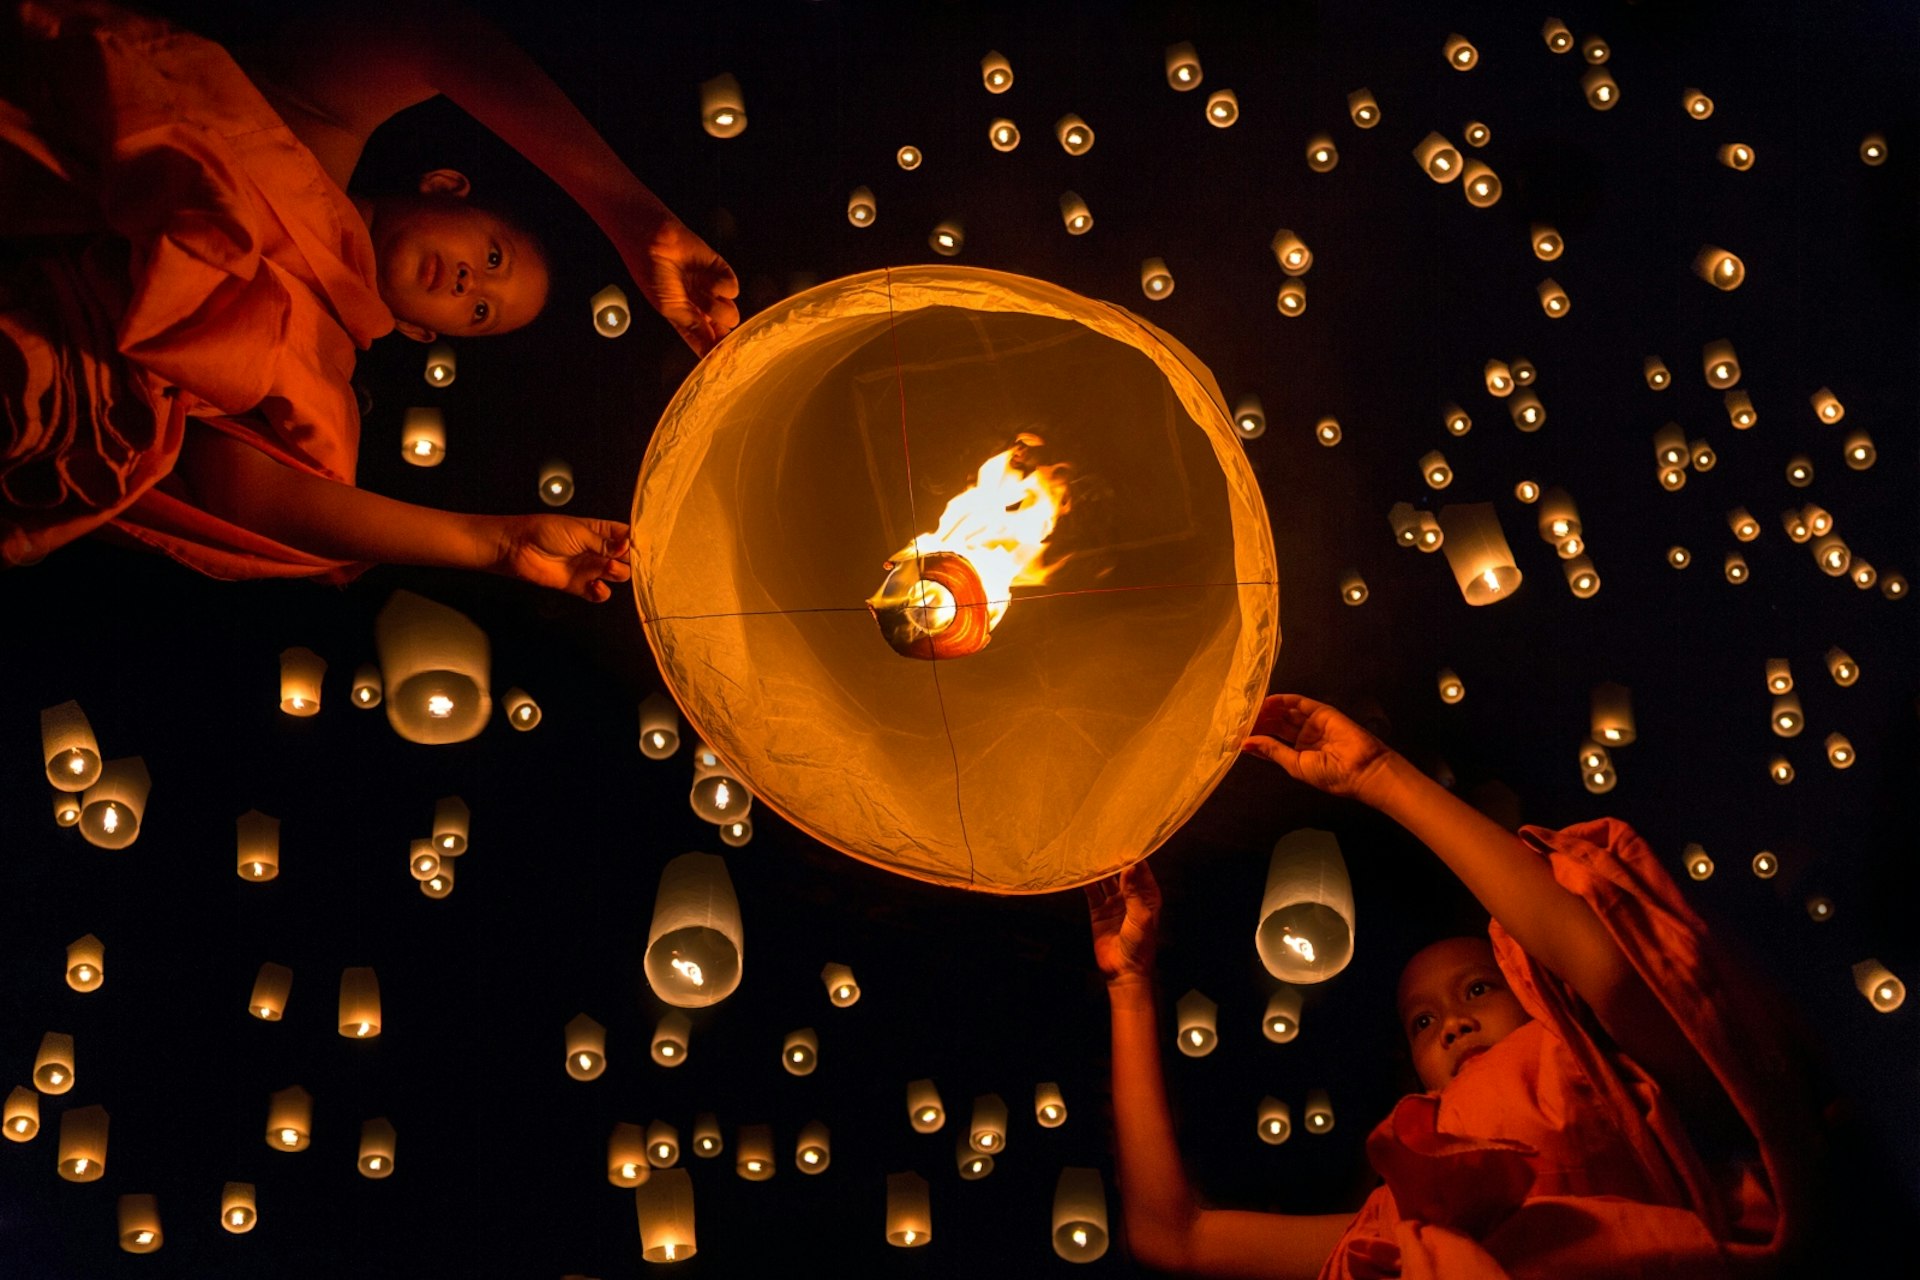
[1051,1167,1110,1262]
[220,1183,257,1233]
[609,1122,651,1186]
[636,1167,697,1262]
[1258,1096,1292,1144]
[1263,985,1303,1043]
[735,1124,774,1181]
[564,1013,607,1080]
[968,1092,1007,1153]
[376,591,492,745]
[118,1193,162,1253]
[1175,988,1219,1056]
[699,73,747,138]
[400,407,445,466]
[906,1078,945,1133]
[358,1117,396,1178]
[1257,829,1355,983]
[1034,1080,1067,1127]
[57,1104,107,1180]
[644,852,743,1007]
[79,757,149,850]
[652,1011,691,1066]
[265,1086,311,1151]
[337,966,381,1040]
[886,1171,932,1247]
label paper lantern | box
[1682,87,1715,119]
[266,1086,312,1151]
[118,1193,162,1253]
[1139,257,1175,300]
[61,934,103,994]
[1437,669,1464,704]
[795,1121,831,1173]
[1859,134,1887,165]
[1580,741,1617,794]
[400,407,445,466]
[1304,1089,1334,1133]
[1437,504,1520,606]
[503,687,542,731]
[699,73,746,138]
[907,1079,944,1133]
[988,118,1020,152]
[1388,503,1419,547]
[592,284,631,336]
[1413,511,1443,552]
[895,145,922,170]
[1278,278,1308,315]
[1536,279,1570,318]
[1443,33,1478,69]
[1771,694,1805,737]
[644,852,743,1007]
[957,1132,993,1180]
[220,1182,258,1233]
[1825,648,1859,687]
[816,962,861,1008]
[1464,120,1491,147]
[1413,132,1461,182]
[1257,829,1354,983]
[421,862,454,898]
[1667,546,1691,569]
[1564,556,1601,597]
[1418,450,1452,490]
[1695,246,1745,291]
[638,693,682,760]
[1808,896,1834,922]
[651,1011,691,1066]
[630,266,1279,894]
[1055,114,1094,154]
[232,809,279,882]
[52,788,80,827]
[1304,133,1337,172]
[537,459,575,507]
[79,756,148,849]
[56,1104,107,1180]
[1752,851,1779,879]
[1811,534,1849,575]
[1805,503,1835,536]
[636,1167,697,1262]
[1461,161,1501,207]
[5,1086,39,1141]
[736,1124,775,1180]
[1164,41,1202,89]
[1230,396,1267,442]
[1263,986,1302,1043]
[847,186,876,228]
[710,816,748,847]
[1825,733,1855,769]
[1205,89,1240,127]
[1723,552,1749,584]
[1029,1081,1068,1129]
[1657,463,1687,492]
[358,1117,396,1178]
[424,343,455,387]
[407,839,440,882]
[783,1027,819,1076]
[1582,66,1619,109]
[1174,989,1219,1056]
[1257,1096,1292,1144]
[1442,404,1471,436]
[1641,356,1672,390]
[1701,339,1741,389]
[1882,573,1909,600]
[1482,360,1512,396]
[376,591,491,744]
[693,1114,722,1157]
[1728,508,1761,543]
[1538,491,1583,545]
[1542,18,1573,51]
[887,1171,932,1247]
[565,1014,607,1081]
[1270,229,1311,275]
[1590,682,1635,746]
[1780,509,1811,543]
[1526,225,1565,263]
[1052,1167,1110,1262]
[338,967,381,1040]
[1507,391,1544,432]
[1768,756,1794,785]
[1338,571,1367,606]
[1648,422,1687,468]
[648,1119,680,1168]
[609,1123,651,1187]
[1842,429,1875,470]
[349,663,383,709]
[249,962,293,1020]
[34,1031,74,1094]
[1689,438,1717,471]
[968,1093,1008,1153]
[1765,659,1793,694]
[981,50,1012,93]
[1719,142,1756,171]
[1346,87,1379,127]
[1580,32,1610,62]
[1854,960,1904,1012]
[432,795,471,856]
[273,646,325,716]
[929,220,965,256]
[1059,191,1092,235]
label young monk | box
[1,0,738,596]
[1088,692,1814,1279]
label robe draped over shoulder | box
[1,0,393,578]
[1320,818,1813,1280]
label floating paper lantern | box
[929,220,965,256]
[1811,534,1849,575]
[1205,89,1239,126]
[266,1086,311,1151]
[693,1114,722,1157]
[1461,161,1501,207]
[1484,360,1513,395]
[1258,1096,1292,1144]
[1304,133,1337,172]
[1771,694,1805,737]
[1444,405,1472,436]
[1257,829,1354,983]
[847,186,876,228]
[1667,546,1691,569]
[1035,1082,1067,1127]
[737,1124,775,1180]
[1056,114,1094,154]
[1643,356,1671,389]
[33,1032,74,1096]
[358,1117,396,1178]
[1825,733,1855,768]
[57,1104,107,1180]
[1842,430,1875,470]
[981,50,1012,93]
[424,343,455,387]
[339,968,380,1040]
[1684,844,1714,881]
[1262,985,1305,1044]
[79,756,148,849]
[1444,33,1478,69]
[887,1171,932,1247]
[638,693,681,760]
[1769,755,1794,785]
[64,933,104,993]
[652,1012,691,1066]
[1059,191,1092,235]
[1529,224,1564,262]
[1277,278,1308,315]
[1803,504,1833,536]
[1139,257,1175,300]
[1232,395,1266,441]
[277,646,325,716]
[1826,648,1858,686]
[432,796,470,857]
[609,1123,650,1186]
[1464,120,1490,146]
[1752,851,1779,879]
[645,852,742,1007]
[988,118,1020,152]
[895,145,922,170]
[230,809,279,883]
[796,1121,831,1173]
[1859,134,1887,165]
[1338,571,1367,606]
[1508,391,1544,431]
[637,1168,697,1262]
[1582,66,1619,109]
[376,591,492,744]
[1702,339,1740,388]
[504,687,542,731]
[1580,744,1617,794]
[1164,42,1202,89]
[648,1119,681,1168]
[1719,142,1756,171]
[1509,357,1533,388]
[351,663,383,708]
[400,407,445,466]
[1418,450,1452,489]
[118,1193,162,1253]
[250,962,293,1020]
[1590,682,1635,746]
[783,1027,819,1076]
[1175,989,1219,1056]
[1053,1168,1110,1262]
[220,1183,257,1233]
[1304,1089,1334,1134]
[1882,573,1908,599]
[1652,422,1687,468]
[1437,669,1464,704]
[538,459,575,507]
[1729,508,1760,542]
[1683,88,1714,119]
[1270,230,1312,275]
[820,962,861,1007]
[1537,490,1582,544]
[5,1086,38,1141]
[1388,503,1419,548]
[1694,246,1745,291]
[420,862,454,898]
[957,1132,993,1180]
[1658,464,1687,492]
[1537,279,1570,317]
[1690,438,1716,471]
[1413,133,1461,182]
[564,1015,607,1081]
[969,1093,1008,1153]
[1854,960,1903,1012]
[1782,508,1811,542]
[1578,739,1610,773]
[1347,87,1380,127]
[1413,511,1443,551]
[52,789,80,826]
[408,839,441,882]
[699,73,746,138]
[1563,556,1600,596]
[592,285,631,337]
[1542,18,1573,52]
[716,817,752,847]
[1807,896,1833,922]
[690,741,750,817]
[1765,658,1793,694]
[1724,553,1749,584]
[907,1080,945,1133]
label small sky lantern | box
[1444,404,1472,435]
[1690,439,1716,471]
[957,1131,993,1180]
[1053,1168,1111,1263]
[1702,339,1741,389]
[591,284,631,337]
[690,743,751,823]
[564,1013,608,1081]
[1807,896,1833,922]
[1277,279,1308,316]
[1841,429,1876,470]
[1859,133,1887,165]
[1205,89,1239,126]
[638,693,681,760]
[1257,1097,1292,1145]
[1164,41,1202,89]
[375,590,493,744]
[1582,66,1620,109]
[1303,133,1338,172]
[1771,693,1805,737]
[1724,552,1749,584]
[1658,464,1687,492]
[1642,356,1671,389]
[1035,1082,1068,1128]
[1726,391,1757,428]
[1233,394,1267,440]
[1542,18,1573,52]
[929,220,965,256]
[5,1087,38,1142]
[636,1167,697,1263]
[1786,455,1815,489]
[795,1121,831,1174]
[503,687,542,730]
[1752,851,1779,879]
[1853,960,1904,1012]
[1802,504,1833,536]
[399,407,445,466]
[1729,508,1761,542]
[736,1124,775,1181]
[1511,358,1536,386]
[408,839,441,882]
[1581,34,1611,64]
[433,795,471,856]
[846,186,877,228]
[1339,571,1368,606]
[1652,421,1687,467]
[1414,511,1444,552]
[1882,573,1909,600]
[609,1123,651,1187]
[1827,648,1859,687]
[57,1104,107,1180]
[1139,257,1175,300]
[1591,682,1635,746]
[1055,113,1094,154]
[1537,279,1570,317]
[1059,191,1093,235]
[783,1027,819,1076]
[1555,531,1585,560]
[1825,733,1856,769]
[1464,120,1491,147]
[1579,740,1617,794]
[79,756,149,850]
[1389,503,1419,547]
[1346,88,1380,128]
[895,145,922,170]
[1765,658,1794,694]
[1263,986,1303,1043]
[266,1086,312,1152]
[1175,989,1219,1056]
[645,852,743,1008]
[423,342,455,387]
[1515,480,1540,503]
[718,817,753,847]
[1564,555,1601,597]
[693,1113,723,1158]
[537,459,575,507]
[699,73,746,138]
[1719,142,1756,171]
[1808,386,1845,424]
[1461,161,1501,207]
[1270,229,1312,275]
[907,1080,945,1133]
[1414,132,1462,182]
[1418,450,1452,489]
[277,646,325,716]
[1684,843,1715,881]
[358,1117,397,1179]
[1484,359,1513,395]
[969,1093,1009,1155]
[220,1183,258,1233]
[1695,246,1745,290]
[118,1193,162,1253]
[1812,535,1850,577]
[1508,391,1545,431]
[1304,1088,1335,1133]
[1538,488,1582,544]
[41,700,101,792]
[1769,756,1795,785]
[1668,545,1691,569]
[981,50,1013,93]
[350,663,383,709]
[1438,503,1521,605]
[1529,224,1564,261]
[1437,669,1465,704]
[66,934,104,993]
[250,962,293,1020]
[34,1032,75,1095]
[1444,33,1478,69]
[887,1171,933,1248]
[338,967,381,1040]
[1257,829,1355,983]
[1683,88,1715,119]
[419,861,454,899]
[988,117,1021,152]
[648,1119,681,1168]
[821,962,861,1007]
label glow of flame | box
[904,1230,917,1245]
[577,1053,594,1070]
[230,1210,246,1225]
[357,1022,371,1037]
[1283,931,1316,963]
[281,1128,299,1146]
[712,781,731,810]
[135,1231,153,1245]
[664,1243,677,1261]
[73,1157,89,1173]
[101,806,119,834]
[427,694,454,718]
[1072,1228,1089,1247]
[68,755,85,773]
[671,956,705,986]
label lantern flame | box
[671,955,705,986]
[1282,930,1316,963]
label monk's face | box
[370,197,550,341]
[1397,937,1531,1092]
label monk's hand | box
[1243,693,1396,804]
[629,217,740,356]
[494,515,631,602]
[1086,861,1161,987]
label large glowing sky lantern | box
[632,266,1279,892]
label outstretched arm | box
[1091,864,1354,1279]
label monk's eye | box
[487,245,502,268]
[472,300,489,324]
[1467,980,1490,998]
[1410,1013,1432,1034]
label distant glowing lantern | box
[1667,546,1690,569]
[1139,257,1175,300]
[1694,246,1745,290]
[1508,391,1544,431]
[1263,986,1302,1042]
[1304,1088,1334,1133]
[400,407,445,466]
[1338,571,1367,606]
[1803,388,1845,426]
[693,1114,722,1157]
[278,646,324,716]
[1484,359,1512,395]
[1059,191,1093,235]
[988,117,1021,152]
[1652,422,1687,468]
[645,852,742,1007]
[1347,88,1379,127]
[1542,18,1573,52]
[1811,534,1849,576]
[1882,573,1908,599]
[1510,355,1534,386]
[118,1193,162,1253]
[1683,88,1714,119]
[887,1171,932,1247]
[1276,278,1308,315]
[592,284,631,337]
[34,1031,74,1094]
[1035,1082,1067,1127]
[1859,134,1887,165]
[433,795,470,856]
[1729,508,1760,542]
[636,1167,697,1263]
[250,962,293,1020]
[1530,224,1564,261]
[358,1117,396,1178]
[1418,450,1452,489]
[420,862,454,899]
[1464,120,1490,147]
[1582,66,1619,109]
[351,663,383,709]
[1389,503,1419,547]
[79,757,149,850]
[1643,356,1671,389]
[1826,648,1858,686]
[1304,133,1337,172]
[57,1104,107,1180]
[699,73,746,138]
[1702,339,1740,389]
[1564,555,1600,597]
[1233,394,1266,440]
[1438,504,1520,605]
[1724,552,1748,584]
[717,817,752,847]
[1690,439,1716,471]
[1580,741,1617,793]
[1443,404,1471,436]
[969,1093,1008,1153]
[266,1086,311,1151]
[1657,464,1687,492]
[1271,230,1312,275]
[1052,1168,1111,1263]
[1175,989,1219,1056]
[1825,733,1855,768]
[1413,511,1443,552]
[1461,161,1501,206]
[957,1131,993,1180]
[1802,504,1833,536]
[1842,429,1875,470]
[42,700,100,791]
[1537,279,1570,317]
[1765,658,1793,694]
[929,220,965,256]
[821,963,861,1007]
[424,342,455,387]
[1717,142,1757,173]
[1437,669,1464,704]
[1055,114,1094,155]
[66,934,103,993]
[1854,960,1904,1012]
[907,1080,945,1133]
[1769,756,1794,785]
[783,1027,819,1076]
[736,1124,775,1180]
[1444,33,1478,69]
[504,687,541,730]
[981,50,1013,93]
[221,1183,257,1233]
[1771,693,1805,737]
[609,1123,650,1187]
[795,1121,831,1173]
[1786,455,1815,489]
[639,693,681,760]
[1165,42,1202,89]
[691,743,750,822]
[1257,1096,1292,1144]
[847,186,876,228]
[376,591,491,744]
[896,145,922,170]
[1538,489,1582,544]
[1581,34,1610,63]
[1684,844,1714,881]
[1257,829,1354,983]
[1205,89,1239,126]
[537,459,575,507]
[1752,851,1778,879]
[648,1119,681,1168]
[564,1013,608,1080]
[5,1086,39,1141]
[1807,896,1833,922]
[1414,132,1461,182]
[1591,682,1635,745]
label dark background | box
[3,1,1916,1276]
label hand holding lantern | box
[1243,694,1394,803]
[1086,862,1161,986]
[622,215,740,355]
[491,515,631,601]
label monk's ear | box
[416,169,472,199]
[395,321,437,343]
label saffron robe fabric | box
[1,0,392,578]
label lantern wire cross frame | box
[632,266,1281,893]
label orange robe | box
[1322,819,1812,1280]
[1,0,393,579]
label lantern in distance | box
[895,145,922,170]
[1059,191,1092,235]
[1808,386,1844,425]
[1765,659,1793,694]
[1702,339,1740,389]
[1444,404,1471,436]
[1690,438,1717,471]
[1658,464,1686,492]
[1460,161,1501,207]
[969,1092,1008,1153]
[1413,511,1443,552]
[1723,552,1749,584]
[1771,693,1804,737]
[400,407,445,466]
[636,1167,697,1263]
[821,962,860,1007]
[1437,506,1519,607]
[693,1113,723,1157]
[1803,504,1834,537]
[53,789,80,827]
[1270,230,1311,275]
[1263,985,1303,1043]
[408,839,440,882]
[1564,556,1601,597]
[609,1123,650,1186]
[1683,88,1714,119]
[1530,224,1564,261]
[358,1117,396,1177]
[796,1121,831,1173]
[1258,1096,1292,1144]
[591,284,631,336]
[1277,279,1308,316]
[1752,851,1779,879]
[1644,356,1671,389]
[988,117,1020,152]
[250,962,293,1020]
[565,1014,607,1080]
[1729,508,1760,542]
[1582,66,1619,109]
[1304,1088,1335,1134]
[538,459,575,507]
[1652,422,1686,466]
[1304,133,1337,172]
[957,1131,993,1180]
[718,817,752,847]
[1826,648,1859,686]
[652,1011,691,1066]
[1338,571,1367,606]
[1667,546,1690,569]
[503,687,541,730]
[1139,257,1175,300]
[1713,142,1756,172]
[1257,828,1355,983]
[1807,896,1833,922]
[1437,669,1464,704]
[907,1079,944,1132]
[887,1171,932,1247]
[5,1086,39,1141]
[1484,359,1513,395]
[928,219,965,256]
[420,862,454,898]
[644,852,743,1008]
[981,50,1012,93]
[275,646,325,715]
[1347,87,1379,127]
[1842,430,1875,470]
[62,933,103,992]
[1542,18,1573,51]
[1854,960,1904,1012]
[424,342,455,387]
[1769,756,1794,785]
[57,1104,107,1180]
[647,1119,680,1168]
[351,663,383,708]
[1581,744,1617,794]
[34,1031,74,1094]
[266,1086,312,1151]
[1443,33,1478,69]
[79,756,149,849]
[846,186,876,228]
[433,795,470,856]
[1389,503,1419,547]
[118,1193,162,1253]
[1053,1167,1111,1262]
[1694,246,1745,290]
[1825,733,1855,768]
[1055,114,1094,154]
[736,1124,775,1180]
[1508,391,1544,431]
[229,809,280,882]
[1590,682,1635,745]
[1882,573,1908,600]
[1860,133,1887,165]
[1537,279,1570,318]
[1413,132,1462,182]
[1538,488,1581,543]
[783,1026,819,1076]
[375,590,492,744]
[1305,415,1337,448]
[1581,33,1610,63]
[1418,450,1452,489]
[1811,534,1849,575]
[1781,508,1811,542]
[1205,89,1240,127]
[1035,1081,1067,1127]
[339,967,380,1039]
[1164,41,1202,89]
[1175,989,1218,1056]
[699,73,746,138]
[221,1183,258,1233]
[1464,120,1490,147]
[1232,394,1266,440]
[639,693,681,759]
